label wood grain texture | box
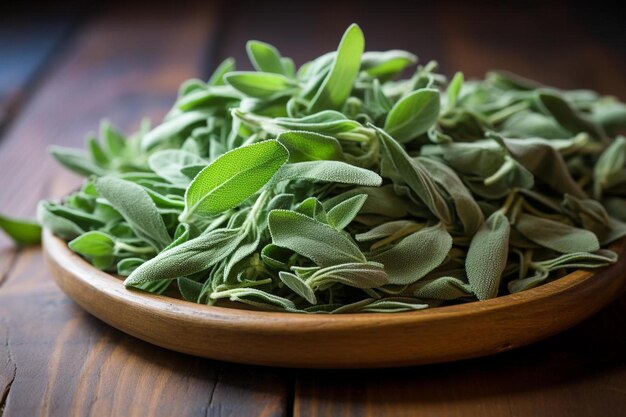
[0,4,289,417]
[0,249,288,417]
[43,230,626,368]
[293,295,626,417]
[0,13,78,132]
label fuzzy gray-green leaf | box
[96,177,172,250]
[385,88,440,143]
[269,210,366,266]
[465,211,510,300]
[370,222,452,285]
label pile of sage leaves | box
[3,24,626,313]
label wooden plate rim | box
[43,228,623,331]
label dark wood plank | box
[293,296,626,417]
[0,13,78,132]
[0,4,289,416]
[205,364,291,417]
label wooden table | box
[1,2,625,416]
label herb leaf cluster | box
[4,24,625,313]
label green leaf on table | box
[0,213,42,246]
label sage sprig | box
[3,23,623,313]
[0,214,42,246]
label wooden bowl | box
[43,229,626,368]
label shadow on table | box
[73,291,626,412]
[293,296,626,410]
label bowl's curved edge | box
[43,229,626,368]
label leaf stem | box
[487,100,530,125]
[499,190,519,215]
[210,278,273,299]
[484,156,515,186]
[114,241,156,255]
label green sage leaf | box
[268,209,366,266]
[181,140,288,220]
[370,222,452,285]
[465,211,510,300]
[515,213,599,253]
[96,177,172,250]
[0,214,42,246]
[384,88,440,143]
[309,24,364,112]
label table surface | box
[1,2,625,416]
